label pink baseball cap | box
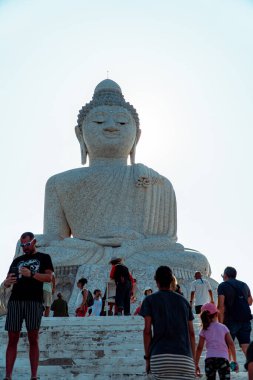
[201,303,219,314]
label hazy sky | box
[1,0,253,291]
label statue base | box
[37,241,217,311]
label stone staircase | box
[0,316,250,379]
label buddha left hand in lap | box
[34,79,209,274]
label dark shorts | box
[225,320,251,345]
[5,300,44,332]
[195,305,202,314]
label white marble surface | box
[34,79,211,276]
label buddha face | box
[82,105,137,159]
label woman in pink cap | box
[195,302,238,379]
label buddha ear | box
[130,129,141,165]
[75,125,88,165]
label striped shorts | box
[150,353,195,380]
[5,300,44,332]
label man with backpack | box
[218,266,253,355]
[110,257,134,316]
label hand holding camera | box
[4,273,18,288]
[19,267,32,278]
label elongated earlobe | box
[75,126,88,165]
[130,129,141,164]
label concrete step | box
[0,316,250,379]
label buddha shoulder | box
[134,163,174,190]
[45,167,90,191]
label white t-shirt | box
[75,288,85,309]
[91,298,102,316]
[190,278,212,305]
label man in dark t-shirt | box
[140,266,196,379]
[3,231,54,380]
[218,266,252,356]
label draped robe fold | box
[43,164,177,245]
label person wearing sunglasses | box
[3,231,54,380]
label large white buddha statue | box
[0,79,216,314]
[29,79,213,301]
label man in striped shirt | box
[3,231,54,380]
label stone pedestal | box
[0,258,218,315]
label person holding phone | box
[3,231,54,380]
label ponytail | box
[201,311,217,330]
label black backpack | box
[228,282,252,322]
[114,264,130,284]
[85,290,94,307]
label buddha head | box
[75,79,141,165]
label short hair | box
[57,292,62,298]
[93,289,101,295]
[154,266,173,288]
[78,278,88,286]
[20,232,34,240]
[224,266,237,279]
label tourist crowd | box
[2,231,253,380]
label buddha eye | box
[117,121,128,126]
[93,121,104,124]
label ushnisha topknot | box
[76,79,140,130]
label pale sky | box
[1,0,253,292]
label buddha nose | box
[107,115,116,127]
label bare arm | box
[20,268,53,283]
[225,332,237,364]
[188,320,196,361]
[143,316,152,356]
[143,316,152,373]
[217,294,225,323]
[81,289,88,307]
[3,273,17,288]
[52,274,56,294]
[190,291,195,303]
[208,289,214,303]
[195,335,205,374]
